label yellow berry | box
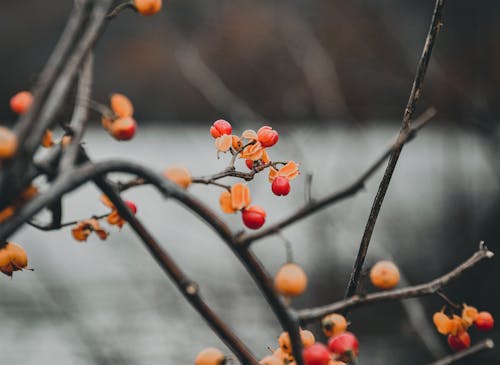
[274,263,307,297]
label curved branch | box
[343,0,447,302]
[297,242,493,324]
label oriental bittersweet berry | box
[110,93,134,118]
[301,329,316,347]
[327,332,359,362]
[302,343,330,365]
[110,117,137,141]
[0,127,18,159]
[164,166,192,189]
[322,313,348,338]
[194,347,226,365]
[0,242,29,277]
[257,126,279,148]
[134,0,162,16]
[475,311,494,331]
[10,91,33,115]
[210,120,232,138]
[447,330,471,351]
[242,205,266,229]
[274,263,307,297]
[369,260,400,290]
[272,176,291,196]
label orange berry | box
[0,242,28,276]
[194,347,226,365]
[461,304,478,327]
[0,206,15,223]
[240,142,264,161]
[0,127,18,159]
[433,311,453,335]
[259,355,282,365]
[110,117,137,141]
[110,93,134,118]
[369,260,400,290]
[301,329,316,347]
[10,91,33,115]
[134,0,162,16]
[274,263,308,297]
[278,332,292,354]
[164,166,192,189]
[322,313,348,337]
[0,245,11,267]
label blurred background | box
[0,0,499,364]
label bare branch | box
[238,107,436,246]
[427,339,494,365]
[297,242,493,323]
[343,0,447,302]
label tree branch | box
[297,242,493,324]
[237,107,436,246]
[343,0,447,302]
[427,339,494,365]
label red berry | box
[245,159,254,170]
[328,332,359,362]
[302,343,330,365]
[210,119,232,138]
[125,201,137,214]
[475,312,494,331]
[271,176,290,196]
[447,331,471,351]
[111,117,137,141]
[10,91,33,115]
[257,126,279,148]
[242,206,266,229]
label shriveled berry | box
[134,0,162,16]
[110,117,137,141]
[210,119,232,138]
[272,176,291,196]
[327,332,359,362]
[10,91,33,115]
[433,311,453,335]
[322,313,348,338]
[274,263,307,297]
[194,347,226,365]
[302,343,330,365]
[461,304,478,327]
[447,330,471,351]
[475,311,494,331]
[257,126,279,148]
[369,260,400,290]
[242,205,266,229]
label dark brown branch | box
[343,0,446,302]
[93,176,259,365]
[237,107,436,246]
[0,159,304,364]
[427,339,494,365]
[28,213,110,231]
[297,242,493,324]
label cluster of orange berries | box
[433,304,494,351]
[71,195,137,242]
[0,242,29,277]
[163,120,300,230]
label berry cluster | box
[433,304,494,351]
[164,119,300,230]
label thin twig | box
[297,242,493,323]
[343,0,446,302]
[427,339,494,365]
[238,107,436,246]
